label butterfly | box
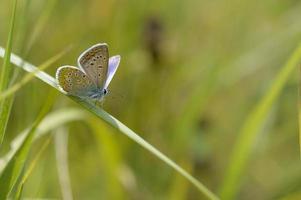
[56,43,120,102]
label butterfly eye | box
[104,89,108,95]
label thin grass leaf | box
[168,161,192,200]
[0,108,87,173]
[15,183,24,200]
[0,0,18,146]
[89,119,125,199]
[55,128,73,200]
[14,136,52,199]
[0,0,18,92]
[0,47,57,88]
[0,47,220,200]
[220,42,301,200]
[0,46,72,101]
[10,0,60,95]
[0,98,14,143]
[24,0,59,53]
[299,66,301,159]
[72,98,219,200]
[0,91,55,199]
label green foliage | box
[14,136,51,199]
[0,46,71,101]
[0,0,18,146]
[299,67,301,158]
[0,91,55,199]
[0,44,219,199]
[220,43,301,200]
[0,0,300,199]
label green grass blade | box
[0,0,18,146]
[220,42,301,200]
[0,108,87,173]
[55,128,74,200]
[72,99,219,200]
[299,66,301,159]
[90,119,125,199]
[15,184,24,200]
[0,97,14,143]
[14,136,52,199]
[0,91,55,199]
[0,47,57,88]
[0,46,72,101]
[0,47,220,200]
[11,0,59,92]
[24,0,59,53]
[0,0,18,91]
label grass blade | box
[0,46,72,101]
[73,99,220,200]
[0,91,55,199]
[55,128,73,200]
[0,0,18,146]
[90,119,125,199]
[0,0,18,92]
[0,47,220,200]
[0,47,57,88]
[24,0,59,54]
[220,42,301,200]
[299,66,301,159]
[10,0,60,96]
[14,136,52,199]
[15,184,24,200]
[0,108,87,173]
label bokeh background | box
[0,0,300,199]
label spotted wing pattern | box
[56,66,96,97]
[77,43,109,89]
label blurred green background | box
[0,0,300,199]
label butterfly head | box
[87,88,108,101]
[104,88,108,95]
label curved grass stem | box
[0,46,220,200]
[220,42,301,200]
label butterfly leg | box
[99,100,104,107]
[93,99,98,107]
[92,99,103,107]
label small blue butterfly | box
[56,43,120,102]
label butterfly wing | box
[56,66,97,97]
[77,43,109,89]
[104,55,121,89]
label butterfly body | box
[86,88,107,99]
[56,43,120,102]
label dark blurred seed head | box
[194,157,212,171]
[199,117,212,131]
[143,16,164,66]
